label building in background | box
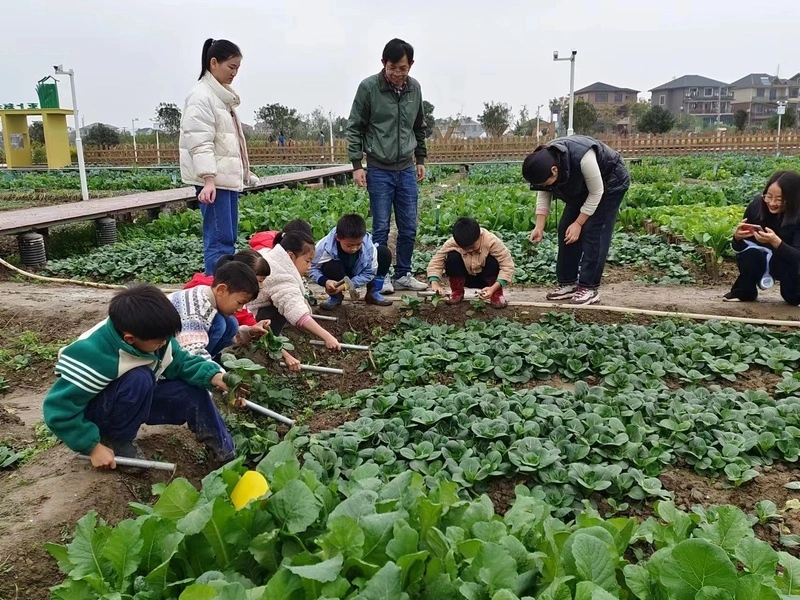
[649,75,733,127]
[730,73,800,128]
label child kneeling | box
[43,284,234,469]
[427,217,515,308]
[310,213,393,309]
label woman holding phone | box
[725,170,800,305]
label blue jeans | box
[208,313,239,359]
[367,166,418,278]
[197,187,239,275]
[556,188,627,289]
[84,366,234,461]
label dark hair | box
[452,217,481,248]
[382,38,414,64]
[211,261,259,298]
[215,250,270,278]
[199,38,242,80]
[274,219,312,245]
[109,284,182,340]
[336,214,367,240]
[280,231,315,256]
[522,146,559,185]
[759,170,800,226]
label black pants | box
[556,187,627,289]
[731,249,800,305]
[445,252,500,288]
[320,245,392,292]
[256,305,288,335]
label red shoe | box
[491,288,508,309]
[446,276,466,304]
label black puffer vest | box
[546,136,630,206]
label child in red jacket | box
[249,220,313,256]
[184,249,269,326]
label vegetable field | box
[2,154,800,599]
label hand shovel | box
[336,276,359,301]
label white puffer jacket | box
[179,72,258,192]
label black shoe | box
[102,437,145,460]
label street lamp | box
[53,65,88,201]
[776,101,787,156]
[151,118,161,165]
[553,50,577,136]
[328,110,334,163]
[536,104,543,141]
[131,118,139,164]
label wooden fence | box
[81,132,800,166]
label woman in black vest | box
[725,170,800,305]
[522,135,630,305]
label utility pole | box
[776,101,787,156]
[54,65,88,201]
[131,118,139,164]
[536,104,543,142]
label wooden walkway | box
[0,165,352,237]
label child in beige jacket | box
[427,217,515,308]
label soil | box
[0,277,798,596]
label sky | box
[3,0,799,130]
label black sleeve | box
[774,225,800,263]
[731,197,761,252]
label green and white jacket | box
[43,318,222,453]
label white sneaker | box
[381,279,395,294]
[570,287,600,305]
[546,284,578,301]
[393,274,428,291]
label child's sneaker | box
[393,274,428,291]
[446,277,466,304]
[491,288,508,309]
[546,284,578,301]
[570,287,600,305]
[320,294,343,311]
[380,279,395,294]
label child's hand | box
[283,350,302,372]
[431,281,443,295]
[211,372,228,392]
[325,280,343,295]
[248,320,271,338]
[324,334,342,351]
[90,442,116,469]
[479,286,496,299]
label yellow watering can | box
[231,471,270,510]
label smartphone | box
[740,224,764,233]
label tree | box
[572,99,598,135]
[513,105,536,137]
[84,124,120,147]
[638,106,675,134]
[478,101,512,138]
[28,121,45,144]
[154,102,182,135]
[627,100,651,133]
[595,104,620,134]
[733,110,749,132]
[766,109,797,131]
[423,101,436,138]
[254,103,303,138]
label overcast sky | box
[4,0,799,130]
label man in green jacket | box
[43,284,233,469]
[346,38,429,293]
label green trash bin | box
[36,76,60,109]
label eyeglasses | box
[385,65,410,75]
[763,193,783,206]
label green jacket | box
[347,71,427,171]
[43,318,222,454]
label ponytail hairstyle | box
[215,250,270,278]
[279,231,315,257]
[274,219,313,246]
[199,38,242,80]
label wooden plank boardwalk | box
[0,165,352,236]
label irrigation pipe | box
[0,256,179,293]
[509,301,800,328]
[280,362,344,375]
[309,340,370,351]
[244,400,295,426]
[312,314,338,322]
[77,454,177,471]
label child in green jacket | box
[43,284,232,469]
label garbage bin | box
[36,76,60,109]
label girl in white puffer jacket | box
[180,38,259,275]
